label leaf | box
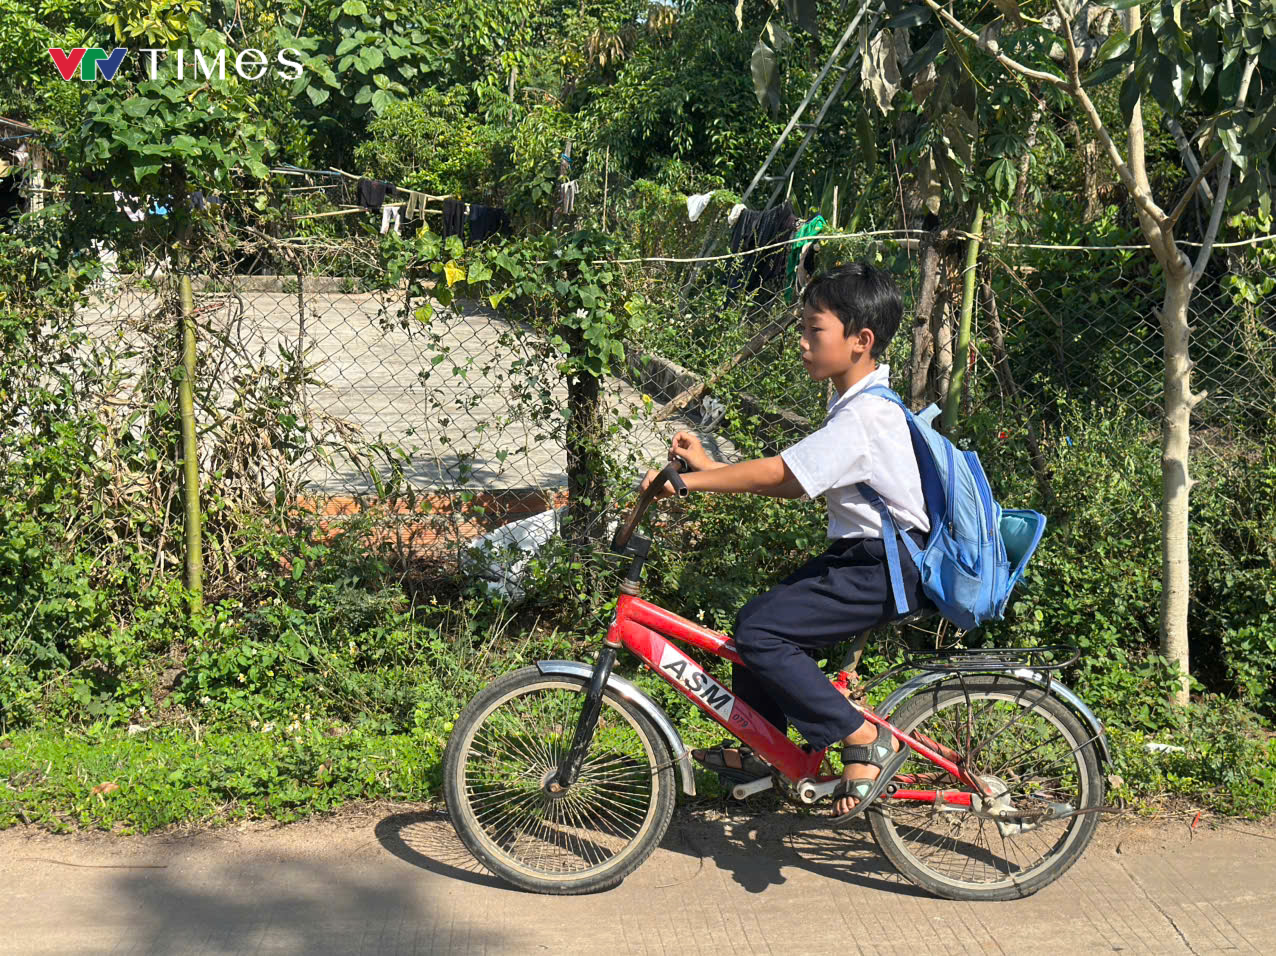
[862,26,903,113]
[467,261,493,283]
[1094,29,1130,65]
[444,261,466,288]
[306,86,330,106]
[901,27,944,78]
[336,36,360,55]
[342,0,368,14]
[765,21,793,52]
[1098,0,1144,10]
[361,47,385,69]
[1084,54,1131,89]
[354,84,373,105]
[750,40,781,116]
[134,164,162,182]
[371,90,391,112]
[1119,72,1141,128]
[883,5,931,30]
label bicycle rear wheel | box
[443,666,676,894]
[869,675,1104,901]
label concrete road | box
[2,805,1270,955]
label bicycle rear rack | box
[907,645,1080,674]
[861,645,1079,697]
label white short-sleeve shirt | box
[780,364,930,540]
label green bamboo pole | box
[942,204,984,433]
[178,272,204,611]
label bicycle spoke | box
[457,681,660,878]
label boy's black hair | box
[801,262,903,360]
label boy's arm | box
[646,456,806,499]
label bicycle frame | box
[606,592,983,803]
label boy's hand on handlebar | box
[670,431,710,471]
[640,468,676,499]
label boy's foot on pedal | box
[691,740,771,783]
[831,722,909,821]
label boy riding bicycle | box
[641,262,930,818]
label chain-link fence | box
[67,197,1275,621]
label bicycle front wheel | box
[443,666,676,894]
[869,675,1104,901]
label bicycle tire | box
[443,666,676,895]
[868,675,1104,901]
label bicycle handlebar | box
[610,455,689,553]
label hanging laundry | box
[727,203,748,227]
[190,191,224,210]
[380,203,402,235]
[468,204,510,242]
[442,198,466,240]
[785,215,826,303]
[404,190,429,221]
[728,201,797,293]
[114,190,145,223]
[561,179,579,214]
[357,178,389,211]
[686,192,713,222]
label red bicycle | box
[444,460,1109,900]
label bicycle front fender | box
[878,668,1112,766]
[536,660,697,796]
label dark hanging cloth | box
[728,201,797,293]
[357,178,388,211]
[467,204,510,243]
[442,199,466,240]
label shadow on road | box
[376,803,930,900]
[664,805,933,898]
[375,810,512,891]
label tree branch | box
[1191,55,1260,286]
[1051,0,1168,230]
[1165,116,1216,206]
[1166,149,1224,230]
[919,0,1068,88]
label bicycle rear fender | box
[536,660,697,796]
[878,669,1112,766]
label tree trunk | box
[1071,121,1102,222]
[981,275,1055,509]
[1159,264,1195,706]
[565,364,606,546]
[910,232,942,410]
[1014,107,1045,215]
[177,272,204,612]
[931,279,954,407]
[942,205,983,433]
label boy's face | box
[799,305,872,382]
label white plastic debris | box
[1143,742,1186,754]
[468,506,566,604]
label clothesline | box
[591,227,1276,265]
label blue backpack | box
[855,385,1046,630]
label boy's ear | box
[854,326,875,356]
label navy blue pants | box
[731,531,928,751]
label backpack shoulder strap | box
[860,384,909,411]
[857,483,923,618]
